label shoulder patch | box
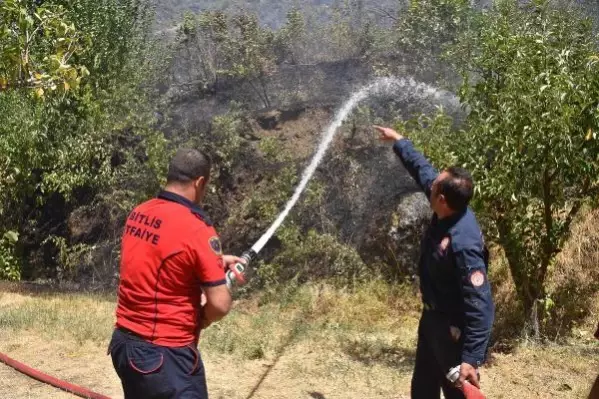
[209,236,222,255]
[470,270,485,287]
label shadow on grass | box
[0,281,116,298]
[341,336,416,372]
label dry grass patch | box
[548,208,599,338]
[485,343,599,399]
[0,291,115,344]
[0,280,598,399]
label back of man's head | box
[439,166,474,212]
[166,148,212,184]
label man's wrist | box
[392,137,411,152]
[461,353,483,368]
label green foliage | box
[0,91,112,209]
[176,4,391,107]
[180,10,299,107]
[393,0,472,79]
[258,225,368,287]
[0,231,20,280]
[209,104,247,172]
[397,110,458,168]
[0,0,161,209]
[59,0,157,87]
[179,102,248,192]
[326,0,390,61]
[273,8,306,64]
[43,235,96,281]
[456,0,599,317]
[0,0,89,96]
[0,0,166,280]
[410,0,599,332]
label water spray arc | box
[225,76,459,289]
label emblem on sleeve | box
[470,270,485,287]
[209,236,222,255]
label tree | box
[178,9,309,109]
[191,11,278,108]
[424,0,599,337]
[0,0,89,96]
[0,0,166,281]
[274,8,306,65]
[393,0,472,80]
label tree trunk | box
[496,215,542,340]
[522,285,542,340]
[259,76,271,108]
[502,249,544,339]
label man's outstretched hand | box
[373,125,404,142]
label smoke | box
[251,76,460,254]
[153,0,400,30]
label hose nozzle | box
[446,365,486,399]
[225,249,257,290]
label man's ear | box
[438,193,447,206]
[194,176,205,190]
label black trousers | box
[411,310,466,399]
[108,328,209,399]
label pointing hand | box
[373,125,404,142]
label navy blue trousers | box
[411,311,466,399]
[109,328,209,399]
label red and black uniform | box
[108,191,226,399]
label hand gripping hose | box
[446,365,486,399]
[225,249,257,290]
[0,352,111,399]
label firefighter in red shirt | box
[108,148,245,399]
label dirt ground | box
[1,331,598,398]
[1,290,598,399]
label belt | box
[116,326,148,342]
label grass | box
[2,212,599,398]
[201,280,421,360]
[0,280,598,398]
[1,189,599,398]
[0,279,420,357]
[0,291,116,344]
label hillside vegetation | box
[1,0,598,347]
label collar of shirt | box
[433,209,466,232]
[157,190,214,226]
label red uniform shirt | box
[115,191,226,347]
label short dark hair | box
[437,166,474,211]
[166,148,212,183]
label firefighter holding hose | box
[108,148,245,399]
[374,126,495,399]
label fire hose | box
[0,351,112,399]
[0,250,259,399]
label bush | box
[257,226,369,288]
[0,231,20,281]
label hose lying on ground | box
[0,351,111,399]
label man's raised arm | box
[374,125,439,199]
